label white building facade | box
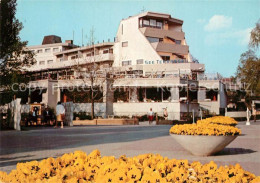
[25,12,228,120]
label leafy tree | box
[236,50,260,96]
[249,19,260,50]
[0,0,35,104]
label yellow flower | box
[0,150,258,183]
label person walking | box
[148,108,154,125]
[55,102,65,128]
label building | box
[25,12,230,120]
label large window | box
[175,40,181,44]
[147,37,159,43]
[122,41,128,47]
[161,56,170,61]
[103,49,109,54]
[150,19,156,26]
[53,48,59,52]
[47,60,53,64]
[122,60,132,66]
[140,18,163,29]
[39,61,45,65]
[37,49,43,53]
[157,22,163,29]
[45,48,51,53]
[143,19,150,26]
[136,59,144,64]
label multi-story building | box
[25,12,229,119]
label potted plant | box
[197,116,238,126]
[169,123,241,156]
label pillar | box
[170,87,179,101]
[198,88,206,101]
[103,78,114,117]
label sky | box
[16,0,260,77]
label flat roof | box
[27,42,77,49]
[54,42,114,55]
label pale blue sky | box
[17,0,260,77]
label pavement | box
[0,120,260,175]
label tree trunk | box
[91,89,94,120]
[91,77,94,120]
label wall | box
[113,15,162,67]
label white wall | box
[113,16,162,67]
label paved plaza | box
[0,121,260,175]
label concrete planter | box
[170,134,238,156]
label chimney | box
[65,40,73,44]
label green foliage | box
[249,19,260,49]
[236,50,260,96]
[0,0,35,104]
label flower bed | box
[197,116,238,126]
[169,123,241,136]
[0,150,259,183]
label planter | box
[170,134,238,156]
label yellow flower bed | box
[197,116,238,126]
[0,150,259,183]
[169,123,241,136]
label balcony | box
[140,27,184,40]
[155,42,189,55]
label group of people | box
[147,107,168,125]
[29,102,65,128]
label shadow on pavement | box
[215,148,256,156]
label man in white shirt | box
[148,108,154,125]
[55,102,65,128]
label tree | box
[236,50,260,96]
[0,0,35,104]
[249,19,260,50]
[236,20,260,97]
[72,27,113,119]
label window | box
[157,22,163,29]
[71,55,78,60]
[143,19,149,26]
[109,48,113,53]
[139,19,143,27]
[175,40,181,44]
[122,60,132,66]
[159,38,163,42]
[136,59,143,64]
[47,60,53,64]
[103,49,109,54]
[150,19,156,27]
[147,37,159,43]
[39,61,45,65]
[45,48,51,53]
[122,41,128,47]
[37,49,43,53]
[86,53,92,57]
[53,48,59,52]
[161,56,170,61]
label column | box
[170,87,179,101]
